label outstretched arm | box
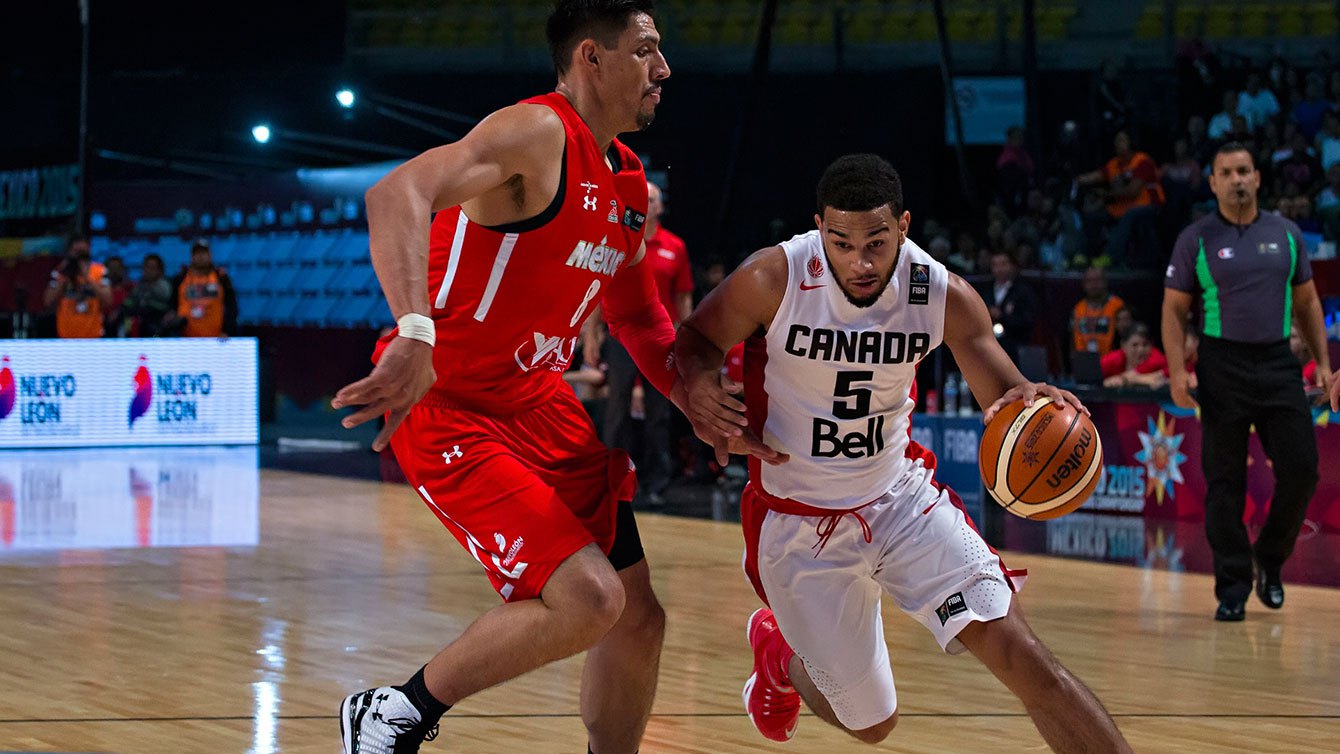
[676,247,790,465]
[942,274,1085,424]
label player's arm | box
[333,104,564,451]
[362,104,564,320]
[676,247,788,464]
[603,238,679,398]
[1291,279,1332,394]
[1161,288,1194,407]
[942,274,1084,425]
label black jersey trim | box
[481,143,568,235]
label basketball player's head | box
[547,0,668,131]
[1210,142,1260,212]
[813,154,909,308]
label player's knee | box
[851,712,898,744]
[573,569,627,635]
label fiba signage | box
[0,339,257,448]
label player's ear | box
[899,210,911,235]
[577,39,599,69]
[813,212,823,230]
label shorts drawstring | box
[811,508,874,557]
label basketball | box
[979,397,1103,520]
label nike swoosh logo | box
[799,283,824,290]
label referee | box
[1162,142,1332,622]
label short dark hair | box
[816,154,904,215]
[1122,323,1152,344]
[143,253,164,267]
[547,0,655,76]
[1213,141,1256,169]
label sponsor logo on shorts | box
[935,592,968,626]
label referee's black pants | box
[1197,336,1319,603]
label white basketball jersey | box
[745,230,949,509]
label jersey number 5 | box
[832,370,874,419]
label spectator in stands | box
[1293,75,1330,141]
[977,250,1036,364]
[1077,130,1165,267]
[1237,73,1281,133]
[1071,265,1126,356]
[952,230,979,274]
[1208,90,1241,141]
[1187,115,1217,168]
[122,253,174,337]
[1315,164,1340,240]
[1316,111,1340,171]
[44,236,111,339]
[1162,137,1203,227]
[996,125,1035,214]
[1101,323,1168,388]
[1276,131,1323,193]
[1114,305,1135,343]
[103,255,134,337]
[166,240,237,338]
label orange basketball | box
[979,397,1103,520]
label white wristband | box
[396,313,436,346]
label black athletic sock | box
[396,666,450,722]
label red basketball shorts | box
[390,387,637,602]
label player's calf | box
[849,712,898,744]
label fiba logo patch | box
[129,355,153,428]
[909,263,930,306]
[935,592,968,626]
[0,356,14,422]
[806,254,825,279]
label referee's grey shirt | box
[1166,211,1312,344]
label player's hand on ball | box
[332,336,437,452]
[983,381,1087,426]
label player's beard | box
[636,107,656,130]
[839,266,896,308]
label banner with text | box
[0,338,258,448]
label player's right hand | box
[331,336,436,452]
[680,371,787,467]
[1168,371,1198,410]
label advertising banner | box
[1082,401,1340,533]
[0,338,258,448]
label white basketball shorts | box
[741,464,1025,731]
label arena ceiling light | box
[336,88,356,109]
[251,124,272,144]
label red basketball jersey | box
[374,92,649,412]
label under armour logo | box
[583,195,598,211]
[442,445,463,464]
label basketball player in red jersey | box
[677,155,1131,752]
[329,3,777,753]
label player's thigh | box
[392,408,594,603]
[756,510,896,730]
[876,482,1019,654]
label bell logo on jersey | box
[514,332,577,373]
[812,415,886,459]
[565,236,627,277]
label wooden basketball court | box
[2,468,1337,753]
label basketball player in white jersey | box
[676,155,1132,752]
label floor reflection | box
[0,445,259,552]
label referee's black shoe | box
[1255,563,1285,609]
[1214,599,1246,621]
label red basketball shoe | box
[743,608,801,742]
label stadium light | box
[336,88,356,109]
[251,124,272,144]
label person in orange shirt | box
[1070,265,1126,355]
[167,240,237,338]
[44,237,112,339]
[1077,130,1165,268]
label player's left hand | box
[982,381,1087,426]
[1316,364,1333,408]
